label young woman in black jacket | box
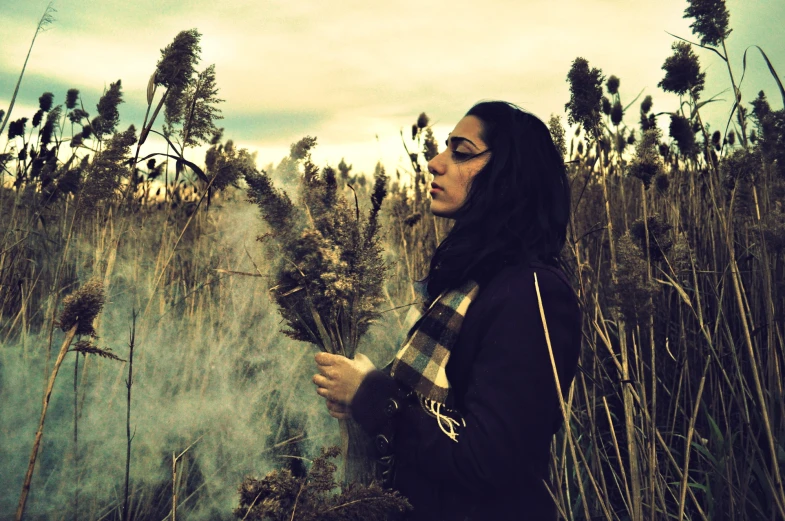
[312,101,582,520]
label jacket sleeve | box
[350,268,581,495]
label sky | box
[1,0,783,176]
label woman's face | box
[427,115,491,218]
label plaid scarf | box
[389,280,480,442]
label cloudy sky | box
[1,0,783,176]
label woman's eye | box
[451,150,470,161]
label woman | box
[312,101,582,520]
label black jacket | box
[350,262,582,521]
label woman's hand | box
[313,352,376,418]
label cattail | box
[659,41,706,99]
[727,130,736,146]
[411,123,418,141]
[59,279,106,337]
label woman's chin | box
[429,202,454,219]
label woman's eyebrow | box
[446,135,478,148]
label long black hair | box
[425,101,571,298]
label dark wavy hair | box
[425,101,571,298]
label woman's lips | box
[430,183,443,194]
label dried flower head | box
[565,57,605,139]
[234,446,411,521]
[630,214,674,262]
[548,114,567,159]
[606,75,620,95]
[659,42,706,99]
[94,80,124,138]
[416,112,429,129]
[628,128,663,188]
[41,106,61,147]
[59,279,105,336]
[669,114,697,157]
[721,148,761,188]
[155,29,201,92]
[70,340,125,361]
[66,88,79,110]
[602,96,612,116]
[611,100,624,126]
[32,110,44,128]
[712,130,722,150]
[38,92,54,112]
[403,212,422,227]
[655,172,670,193]
[641,95,653,115]
[422,127,439,161]
[684,0,732,47]
[8,118,27,140]
[610,233,657,323]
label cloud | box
[2,0,783,173]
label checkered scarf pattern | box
[389,280,480,442]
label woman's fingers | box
[326,398,350,419]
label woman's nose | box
[427,151,446,177]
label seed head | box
[95,80,124,137]
[39,92,54,112]
[606,75,620,95]
[641,95,653,115]
[602,96,611,116]
[712,130,722,150]
[628,128,662,188]
[684,0,732,47]
[565,57,605,139]
[547,115,567,159]
[610,100,624,126]
[66,88,80,110]
[669,114,697,157]
[59,279,106,336]
[8,118,27,140]
[659,42,706,99]
[32,110,44,128]
[416,112,429,129]
[655,172,670,193]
